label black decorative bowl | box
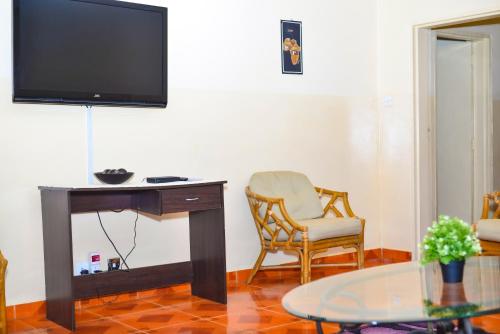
[94,172,134,184]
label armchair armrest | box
[245,187,307,245]
[314,187,357,218]
[481,192,500,219]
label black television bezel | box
[12,0,168,108]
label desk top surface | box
[282,257,500,324]
[39,180,227,192]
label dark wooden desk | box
[39,181,227,331]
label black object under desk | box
[38,181,227,331]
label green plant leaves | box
[419,215,481,265]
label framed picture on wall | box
[281,20,302,74]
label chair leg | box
[0,309,5,334]
[247,248,268,284]
[357,243,365,269]
[298,251,305,285]
[302,245,311,284]
[307,250,313,282]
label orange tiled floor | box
[7,258,500,333]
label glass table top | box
[282,257,500,324]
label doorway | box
[415,25,494,249]
[436,38,474,223]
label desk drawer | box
[161,185,221,213]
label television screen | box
[13,0,168,108]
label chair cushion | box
[249,171,323,220]
[263,217,362,242]
[477,219,500,242]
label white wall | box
[377,0,500,253]
[0,0,380,305]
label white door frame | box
[414,14,495,256]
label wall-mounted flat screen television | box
[13,0,168,108]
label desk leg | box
[189,208,227,304]
[40,190,75,330]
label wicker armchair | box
[475,192,500,255]
[245,171,365,284]
[0,251,7,334]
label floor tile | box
[210,308,300,331]
[226,282,259,294]
[255,320,339,333]
[26,318,141,334]
[33,328,72,334]
[146,289,204,308]
[172,300,230,319]
[33,326,73,333]
[6,319,37,333]
[148,319,228,334]
[75,308,104,323]
[88,300,162,317]
[18,317,60,331]
[113,307,199,332]
[235,286,287,308]
[226,286,282,310]
[172,287,272,319]
[74,318,140,334]
[16,309,101,333]
[136,286,188,299]
[261,304,291,315]
[14,301,46,319]
[79,292,138,309]
[249,277,300,291]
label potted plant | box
[420,215,481,283]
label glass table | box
[282,257,500,333]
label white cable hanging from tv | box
[86,105,94,185]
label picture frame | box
[281,20,303,74]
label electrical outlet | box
[383,95,394,107]
[108,257,120,271]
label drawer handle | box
[185,197,200,201]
